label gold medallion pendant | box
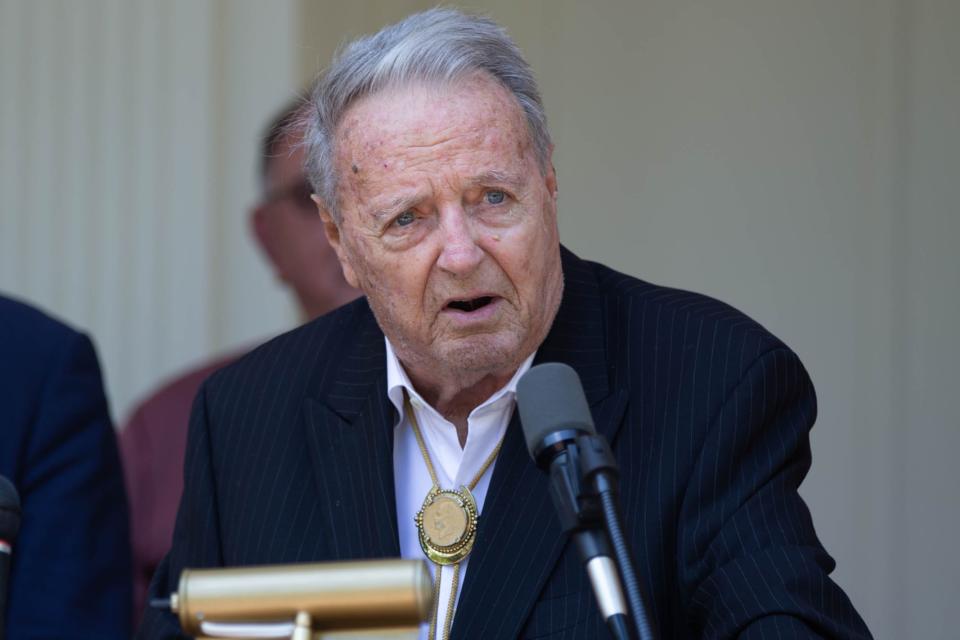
[415,486,479,565]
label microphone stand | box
[576,434,657,640]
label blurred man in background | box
[120,98,359,620]
[0,294,132,638]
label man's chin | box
[437,334,527,376]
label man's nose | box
[435,206,484,276]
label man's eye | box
[395,211,416,227]
[485,190,506,205]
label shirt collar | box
[385,337,536,424]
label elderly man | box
[141,9,869,639]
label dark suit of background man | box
[0,295,131,638]
[142,8,871,638]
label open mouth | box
[446,296,495,312]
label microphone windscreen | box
[0,475,21,544]
[517,362,596,459]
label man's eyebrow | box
[369,172,522,219]
[469,171,524,189]
[371,194,422,221]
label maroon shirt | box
[119,351,241,623]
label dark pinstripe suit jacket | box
[140,247,870,639]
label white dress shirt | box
[387,338,535,640]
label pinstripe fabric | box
[139,247,870,639]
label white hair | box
[303,7,552,221]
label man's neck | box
[406,367,516,447]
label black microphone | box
[0,475,21,640]
[517,363,633,640]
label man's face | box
[252,133,355,319]
[323,74,563,383]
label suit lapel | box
[302,306,401,561]
[452,247,630,637]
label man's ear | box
[313,195,360,288]
[544,144,558,199]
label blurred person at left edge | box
[0,294,132,638]
[119,97,360,623]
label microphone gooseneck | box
[598,476,657,640]
[517,363,657,640]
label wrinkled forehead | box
[333,74,534,170]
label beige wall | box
[0,0,303,420]
[1,1,957,636]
